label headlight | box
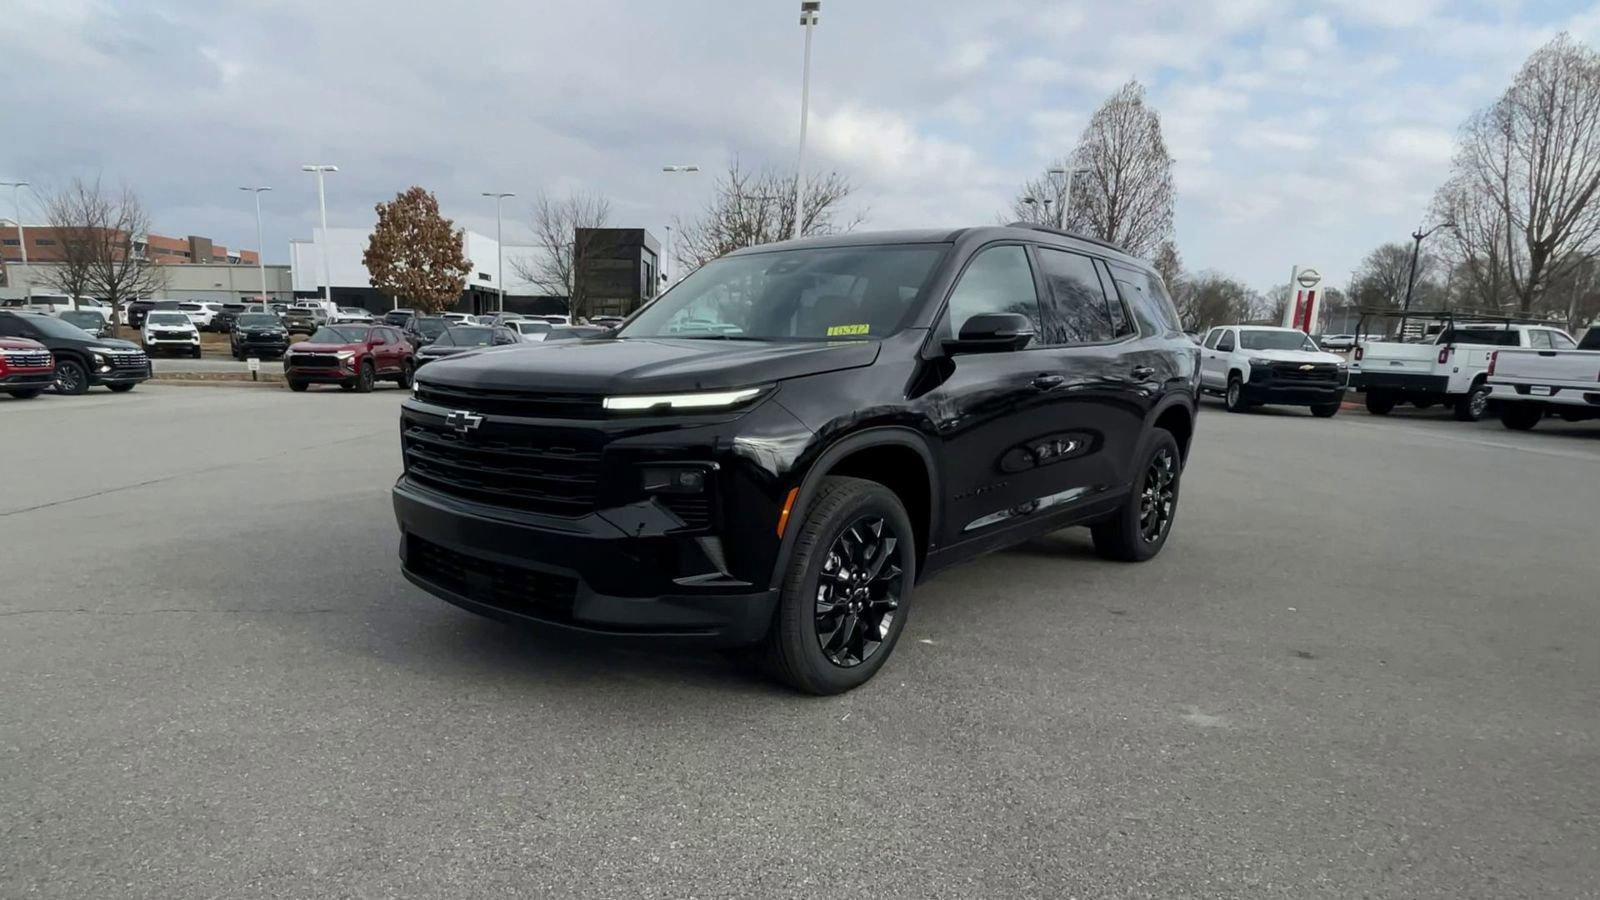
[91,352,107,364]
[1247,357,1273,367]
[603,386,765,412]
[336,350,356,361]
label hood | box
[0,337,47,351]
[86,338,142,352]
[419,343,482,357]
[420,336,880,394]
[1243,348,1343,364]
[290,341,362,352]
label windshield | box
[515,321,552,334]
[307,326,372,343]
[1240,330,1318,351]
[24,316,96,340]
[237,314,279,328]
[618,244,947,341]
[432,327,495,347]
[1438,327,1521,347]
[59,312,101,327]
[415,318,448,337]
[147,313,190,326]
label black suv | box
[393,226,1199,693]
[0,310,151,394]
[230,312,291,359]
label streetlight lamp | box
[481,191,515,314]
[1402,220,1455,311]
[661,165,700,286]
[300,164,338,308]
[0,180,28,268]
[238,186,272,307]
[792,1,820,241]
[1020,196,1053,226]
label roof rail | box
[1004,222,1132,256]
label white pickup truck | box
[1486,327,1600,430]
[1350,323,1578,421]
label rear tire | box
[1499,403,1542,431]
[1364,391,1395,415]
[396,360,414,389]
[1092,429,1182,563]
[764,476,916,695]
[1310,402,1339,418]
[1224,376,1251,413]
[8,389,41,400]
[1453,382,1490,422]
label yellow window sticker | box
[825,324,870,337]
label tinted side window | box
[1527,330,1552,349]
[1202,328,1221,350]
[0,314,22,337]
[945,245,1042,340]
[1035,247,1115,344]
[1111,264,1184,335]
[1096,260,1134,337]
[1216,330,1235,352]
[1549,330,1577,349]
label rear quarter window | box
[1109,263,1183,336]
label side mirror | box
[943,312,1035,354]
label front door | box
[1201,328,1233,389]
[927,243,1087,546]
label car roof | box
[1235,325,1303,332]
[725,225,1151,268]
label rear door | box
[1199,328,1225,388]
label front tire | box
[1454,382,1490,422]
[353,361,374,393]
[53,359,89,395]
[8,389,42,400]
[1311,402,1340,418]
[1365,390,1396,415]
[107,384,135,393]
[764,476,916,695]
[1092,429,1182,562]
[1499,403,1542,431]
[287,379,308,392]
[1224,376,1251,413]
[396,360,414,389]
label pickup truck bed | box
[1487,331,1600,428]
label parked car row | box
[0,310,150,396]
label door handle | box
[1131,365,1156,381]
[1031,374,1066,390]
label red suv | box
[0,336,55,400]
[283,324,414,393]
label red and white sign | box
[1281,265,1322,334]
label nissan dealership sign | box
[1281,265,1323,333]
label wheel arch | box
[1147,396,1197,462]
[767,427,939,591]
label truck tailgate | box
[1492,348,1600,385]
[1356,341,1437,375]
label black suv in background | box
[394,226,1199,694]
[0,310,151,394]
[230,312,291,359]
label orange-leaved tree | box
[363,187,472,314]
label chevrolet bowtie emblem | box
[445,410,484,434]
[1299,364,1314,371]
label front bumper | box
[284,365,353,382]
[0,370,56,389]
[393,477,777,645]
[1242,382,1346,405]
[1349,372,1448,394]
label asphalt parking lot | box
[2,385,1597,898]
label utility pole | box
[239,186,272,306]
[792,2,820,241]
[1,181,28,293]
[482,192,515,314]
[301,165,338,308]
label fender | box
[766,426,941,591]
[1143,388,1199,457]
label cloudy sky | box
[4,0,1599,291]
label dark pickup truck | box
[393,225,1199,693]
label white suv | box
[1200,325,1349,417]
[142,311,203,358]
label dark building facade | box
[574,228,660,318]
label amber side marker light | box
[776,487,800,538]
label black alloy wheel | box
[1139,447,1178,545]
[354,361,375,393]
[814,516,905,668]
[53,359,88,395]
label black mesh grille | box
[1269,362,1341,382]
[402,420,602,516]
[289,354,341,368]
[659,494,713,531]
[416,382,605,419]
[407,535,578,622]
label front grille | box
[108,352,148,370]
[1270,363,1341,382]
[149,334,192,342]
[402,419,602,516]
[416,382,605,419]
[407,534,578,622]
[2,351,51,368]
[289,354,341,368]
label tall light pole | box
[1049,167,1088,229]
[239,186,272,306]
[1402,221,1455,311]
[792,1,820,241]
[301,164,338,307]
[661,165,700,286]
[481,191,515,314]
[1,180,28,269]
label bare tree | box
[44,178,167,337]
[1014,80,1175,257]
[1350,242,1436,311]
[41,179,108,306]
[1447,33,1600,312]
[672,160,861,274]
[1431,172,1513,311]
[1150,240,1192,324]
[1186,272,1261,330]
[510,190,611,320]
